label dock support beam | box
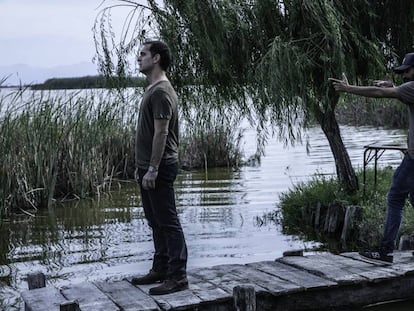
[233,285,256,311]
[60,300,80,311]
[27,272,46,290]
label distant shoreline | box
[1,75,146,90]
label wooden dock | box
[21,250,414,311]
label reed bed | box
[179,108,244,170]
[0,87,245,219]
[0,88,138,218]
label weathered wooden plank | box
[390,261,414,276]
[152,289,201,311]
[392,250,414,263]
[315,252,378,268]
[95,280,160,311]
[211,264,302,295]
[187,273,230,302]
[21,286,67,311]
[247,261,337,289]
[190,265,269,294]
[310,253,400,282]
[278,254,368,284]
[133,282,202,311]
[340,252,414,280]
[61,282,120,311]
[342,251,414,274]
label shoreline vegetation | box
[277,166,414,255]
[1,84,412,253]
[0,87,243,219]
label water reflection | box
[0,125,408,310]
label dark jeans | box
[380,155,414,254]
[138,163,187,280]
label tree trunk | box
[315,106,358,194]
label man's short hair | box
[144,39,172,71]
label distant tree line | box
[31,75,147,90]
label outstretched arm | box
[328,78,400,99]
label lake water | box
[0,124,409,310]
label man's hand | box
[142,166,158,190]
[373,80,394,88]
[328,78,349,92]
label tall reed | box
[179,108,244,170]
[0,88,138,217]
[0,87,245,219]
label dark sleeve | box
[397,82,414,105]
[151,90,173,120]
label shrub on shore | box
[278,167,414,252]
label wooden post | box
[398,235,414,250]
[324,201,346,234]
[60,300,80,311]
[233,285,256,311]
[283,249,303,257]
[27,272,46,290]
[341,205,362,242]
[314,202,321,228]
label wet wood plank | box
[312,253,400,282]
[278,253,368,284]
[190,264,269,294]
[61,282,120,311]
[247,261,337,289]
[187,273,229,302]
[95,280,160,311]
[211,263,302,295]
[133,283,202,311]
[21,286,67,311]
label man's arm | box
[150,118,169,169]
[141,118,169,190]
[329,78,400,99]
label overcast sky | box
[0,0,141,68]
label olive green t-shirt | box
[135,80,179,169]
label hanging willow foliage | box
[94,0,414,193]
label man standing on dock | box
[133,39,188,294]
[329,52,414,264]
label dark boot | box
[149,277,189,295]
[131,270,166,285]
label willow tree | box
[94,0,407,193]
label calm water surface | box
[0,125,410,310]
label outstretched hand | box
[373,80,394,88]
[328,77,349,92]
